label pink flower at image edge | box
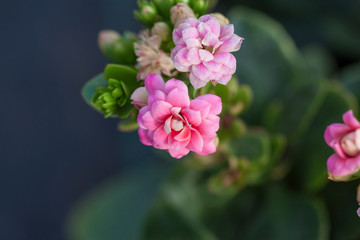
[171,14,243,89]
[324,110,360,180]
[134,73,222,159]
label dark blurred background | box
[1,0,359,240]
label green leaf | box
[228,7,305,123]
[81,73,107,112]
[67,163,172,240]
[204,185,329,240]
[142,165,218,240]
[323,181,360,240]
[243,185,329,240]
[338,62,360,102]
[104,64,139,92]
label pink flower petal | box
[343,110,360,129]
[199,49,214,62]
[137,106,150,129]
[187,47,201,65]
[197,141,216,155]
[164,116,172,134]
[196,115,220,135]
[216,74,232,85]
[145,74,164,94]
[173,48,192,72]
[199,15,220,36]
[202,32,220,47]
[174,127,191,141]
[185,38,202,48]
[197,22,211,38]
[164,78,188,95]
[142,110,161,130]
[189,72,208,89]
[217,35,243,53]
[190,98,211,118]
[182,108,202,126]
[219,24,234,40]
[166,88,190,108]
[187,129,204,153]
[192,64,210,80]
[182,27,199,39]
[168,134,190,158]
[147,90,166,106]
[138,128,152,146]
[153,126,170,150]
[195,94,222,115]
[324,123,351,146]
[151,100,172,122]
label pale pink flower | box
[324,110,360,181]
[170,3,196,28]
[171,14,243,89]
[134,30,175,80]
[136,74,222,159]
[130,87,149,109]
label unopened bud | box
[151,22,170,41]
[190,0,208,15]
[212,13,229,25]
[134,1,158,24]
[98,30,136,65]
[170,3,195,27]
[98,30,121,53]
[130,87,149,109]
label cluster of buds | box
[93,78,130,118]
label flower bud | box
[170,3,195,27]
[98,30,136,65]
[153,0,174,19]
[190,0,208,15]
[93,78,130,118]
[134,1,158,25]
[212,13,229,25]
[151,22,170,41]
[130,87,149,109]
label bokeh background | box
[1,0,360,240]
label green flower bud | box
[134,1,158,25]
[190,0,208,15]
[98,30,136,65]
[151,22,170,41]
[153,0,174,19]
[93,78,130,118]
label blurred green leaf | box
[204,184,328,240]
[228,6,305,123]
[67,163,171,240]
[142,165,218,240]
[338,62,360,102]
[243,185,329,240]
[323,181,360,240]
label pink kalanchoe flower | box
[324,110,360,181]
[135,73,222,159]
[171,14,243,89]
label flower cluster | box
[91,1,244,159]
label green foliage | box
[67,163,172,240]
[229,6,305,123]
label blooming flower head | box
[171,14,243,89]
[134,30,175,80]
[135,74,222,159]
[324,110,360,181]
